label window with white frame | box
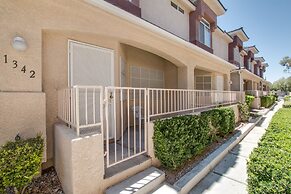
[195,75,212,90]
[199,18,211,47]
[130,66,164,88]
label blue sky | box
[218,0,291,83]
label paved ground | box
[189,101,283,194]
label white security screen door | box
[69,40,114,87]
[68,40,114,136]
[216,75,224,103]
[216,75,224,91]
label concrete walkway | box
[189,101,283,194]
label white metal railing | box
[58,86,244,168]
[148,89,245,120]
[58,86,103,136]
[104,87,147,168]
[246,90,269,97]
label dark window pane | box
[178,7,184,14]
[171,1,178,9]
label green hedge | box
[153,107,235,170]
[245,95,255,108]
[247,108,291,194]
[260,95,276,108]
[0,136,44,193]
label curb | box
[172,104,276,194]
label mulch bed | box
[161,122,245,184]
[24,167,64,194]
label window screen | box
[195,75,212,90]
[130,66,164,88]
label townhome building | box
[0,0,270,193]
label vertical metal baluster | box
[133,89,136,155]
[121,89,124,159]
[139,89,142,153]
[160,90,163,113]
[99,87,104,163]
[127,89,130,157]
[105,88,109,166]
[75,87,80,136]
[85,88,88,125]
[114,89,117,163]
[164,90,166,114]
[168,90,170,112]
[156,90,158,114]
[93,88,96,124]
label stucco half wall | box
[54,123,104,194]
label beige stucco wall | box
[1,0,235,164]
[140,0,190,41]
[212,30,229,61]
[0,92,46,160]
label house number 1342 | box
[3,54,36,78]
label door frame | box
[68,39,115,87]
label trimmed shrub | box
[238,103,250,122]
[245,95,255,108]
[203,108,235,136]
[247,108,291,194]
[153,115,210,170]
[260,95,276,108]
[153,107,235,170]
[0,136,44,193]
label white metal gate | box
[104,87,147,168]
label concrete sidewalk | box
[189,101,283,194]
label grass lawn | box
[247,106,291,194]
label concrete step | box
[150,183,178,194]
[106,167,165,194]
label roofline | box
[262,62,269,67]
[189,0,227,14]
[240,68,266,81]
[255,57,266,62]
[217,0,227,11]
[227,27,250,40]
[217,26,233,41]
[244,45,260,53]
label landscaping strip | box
[173,115,263,194]
[247,107,291,194]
